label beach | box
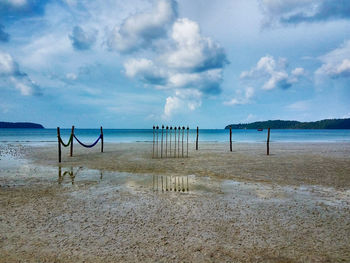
[1,142,350,262]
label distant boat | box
[257,128,263,131]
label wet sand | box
[1,142,350,262]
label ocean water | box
[1,128,350,144]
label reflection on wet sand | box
[58,166,102,185]
[152,175,189,192]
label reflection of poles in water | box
[187,175,189,191]
[165,126,168,158]
[178,126,180,158]
[174,127,177,158]
[58,166,62,184]
[182,126,184,158]
[161,125,164,158]
[187,127,189,158]
[169,126,173,157]
[156,126,159,158]
[152,126,155,158]
[100,171,103,180]
[152,175,189,192]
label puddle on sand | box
[1,150,350,208]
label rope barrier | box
[73,134,102,148]
[59,134,73,147]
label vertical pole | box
[153,175,155,191]
[70,125,74,157]
[182,176,184,192]
[165,126,168,158]
[152,126,155,158]
[166,176,168,191]
[100,126,104,153]
[169,127,172,157]
[230,127,232,152]
[57,127,61,163]
[174,127,177,158]
[182,126,184,158]
[156,126,159,158]
[161,125,164,158]
[196,126,199,150]
[170,176,172,191]
[267,128,271,155]
[178,126,180,158]
[161,176,164,192]
[174,177,177,191]
[187,126,189,158]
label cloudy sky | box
[0,0,349,128]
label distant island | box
[225,118,350,129]
[0,122,44,129]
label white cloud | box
[260,0,350,26]
[124,58,167,85]
[165,18,227,72]
[120,14,228,118]
[69,26,97,50]
[0,51,41,96]
[163,89,202,119]
[107,0,177,53]
[224,87,254,106]
[241,55,303,90]
[0,51,18,75]
[316,40,350,78]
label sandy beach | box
[1,142,350,262]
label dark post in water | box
[196,126,199,150]
[230,126,232,152]
[156,126,159,158]
[165,126,168,158]
[174,126,177,158]
[161,125,164,158]
[70,125,74,157]
[152,126,155,158]
[267,127,271,155]
[100,126,104,153]
[187,126,189,158]
[57,127,61,163]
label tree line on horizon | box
[225,118,350,129]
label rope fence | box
[57,126,104,163]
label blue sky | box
[0,0,349,128]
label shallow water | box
[1,128,350,143]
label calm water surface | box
[1,128,350,143]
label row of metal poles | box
[152,125,189,158]
[153,175,189,192]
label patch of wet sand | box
[1,142,350,262]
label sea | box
[1,128,350,144]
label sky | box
[0,0,349,128]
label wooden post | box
[161,125,164,158]
[267,128,271,156]
[100,126,104,153]
[165,126,168,158]
[196,126,199,150]
[186,126,189,158]
[174,127,177,158]
[152,126,155,158]
[178,126,180,157]
[70,125,74,157]
[156,126,159,158]
[169,126,172,157]
[182,126,184,158]
[230,127,232,152]
[57,127,61,163]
